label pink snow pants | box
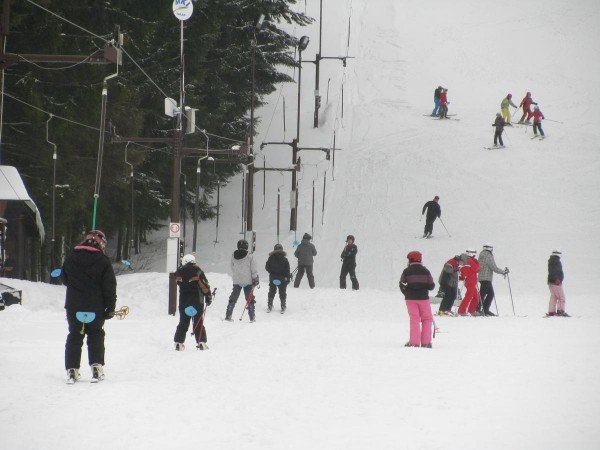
[548,283,566,313]
[406,300,433,346]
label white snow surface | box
[2,0,600,449]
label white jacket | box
[230,250,258,286]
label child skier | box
[399,251,435,348]
[265,243,291,313]
[225,240,259,322]
[547,251,569,317]
[492,113,506,148]
[532,106,545,138]
[457,249,480,316]
[174,254,212,351]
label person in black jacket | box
[547,250,569,317]
[174,254,213,350]
[265,244,291,313]
[492,113,506,148]
[399,251,435,348]
[340,235,359,290]
[421,196,441,238]
[61,230,116,384]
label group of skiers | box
[493,91,545,147]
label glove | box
[504,267,509,274]
[104,310,115,320]
[205,296,212,306]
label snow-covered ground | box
[2,0,600,449]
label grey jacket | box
[478,249,504,281]
[230,250,259,286]
[294,239,317,266]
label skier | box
[432,86,442,116]
[457,249,480,316]
[293,233,317,289]
[532,106,545,138]
[478,243,508,316]
[439,88,449,119]
[500,93,517,125]
[518,91,537,124]
[492,113,506,148]
[225,240,259,322]
[340,235,359,290]
[399,251,435,348]
[61,230,116,384]
[265,243,291,313]
[421,195,441,238]
[437,253,469,316]
[174,254,212,350]
[547,250,569,317]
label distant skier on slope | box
[532,106,545,138]
[340,235,359,290]
[293,233,317,289]
[436,253,468,316]
[478,243,508,316]
[174,254,212,351]
[439,88,449,119]
[421,196,441,238]
[399,251,435,348]
[518,91,537,124]
[500,93,517,125]
[265,243,291,313]
[457,249,481,316]
[546,250,569,317]
[61,230,116,384]
[432,86,442,116]
[492,113,506,148]
[225,239,259,322]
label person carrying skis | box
[174,254,212,350]
[439,88,449,119]
[492,113,506,148]
[547,250,569,317]
[478,243,508,316]
[225,240,259,322]
[532,106,545,138]
[293,233,317,289]
[340,235,359,290]
[500,93,517,125]
[518,91,537,124]
[265,243,291,313]
[400,251,435,348]
[432,86,442,116]
[437,253,468,316]
[421,195,441,238]
[457,249,481,316]
[61,230,116,384]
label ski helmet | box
[273,243,283,251]
[346,235,355,242]
[182,254,196,265]
[483,243,494,251]
[526,91,531,96]
[407,251,422,263]
[81,230,107,251]
[507,93,512,98]
[466,248,477,255]
[237,239,249,250]
[551,250,562,256]
[496,113,502,117]
[459,253,469,264]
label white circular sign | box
[172,0,194,21]
[169,222,181,238]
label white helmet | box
[483,243,494,250]
[466,248,477,255]
[182,254,196,265]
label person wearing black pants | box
[479,280,495,314]
[340,235,359,290]
[265,243,291,312]
[65,310,106,370]
[421,196,441,238]
[493,113,505,147]
[294,233,317,288]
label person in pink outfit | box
[547,250,569,317]
[399,251,436,348]
[457,249,481,316]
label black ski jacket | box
[341,244,358,265]
[176,263,212,308]
[399,263,435,300]
[61,247,116,314]
[493,115,506,132]
[265,250,291,282]
[547,255,564,285]
[422,200,441,222]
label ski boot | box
[556,310,570,317]
[175,342,185,351]
[267,300,273,313]
[421,343,433,349]
[545,312,557,317]
[90,364,105,383]
[196,342,209,350]
[66,368,81,384]
[404,342,419,348]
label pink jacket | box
[532,109,544,123]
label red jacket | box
[520,95,535,111]
[440,91,448,105]
[532,109,544,123]
[460,256,479,287]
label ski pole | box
[239,285,256,321]
[506,272,515,316]
[544,118,563,124]
[439,218,451,237]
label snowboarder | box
[492,113,506,148]
[265,243,291,313]
[432,86,442,116]
[61,230,116,384]
[518,91,537,124]
[293,233,317,289]
[478,243,508,316]
[500,93,517,125]
[457,249,480,316]
[437,253,468,315]
[174,254,212,350]
[225,240,259,322]
[547,250,569,316]
[421,196,441,238]
[399,251,435,348]
[340,235,359,290]
[532,106,545,138]
[439,88,449,119]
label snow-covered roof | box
[0,166,45,242]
